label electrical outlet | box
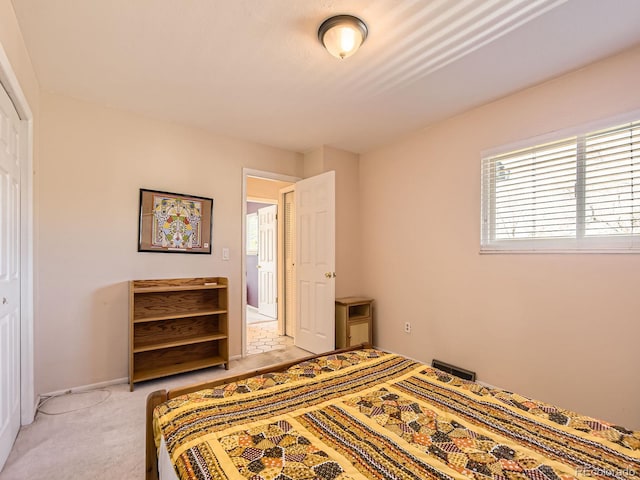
[404,322,411,334]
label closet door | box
[0,82,22,469]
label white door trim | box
[241,169,300,357]
[0,42,35,425]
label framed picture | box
[138,188,213,254]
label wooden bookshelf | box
[129,277,229,391]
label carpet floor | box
[0,345,310,480]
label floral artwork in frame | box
[138,189,213,254]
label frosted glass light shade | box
[318,15,368,59]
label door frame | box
[241,169,300,357]
[0,43,35,425]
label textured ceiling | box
[11,0,640,153]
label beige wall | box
[37,91,301,394]
[359,45,640,429]
[246,177,293,202]
[303,146,362,298]
[0,1,39,108]
[323,147,363,299]
[302,147,324,178]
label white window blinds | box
[481,120,640,252]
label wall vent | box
[431,359,476,382]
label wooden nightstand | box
[335,297,373,348]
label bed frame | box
[145,344,370,480]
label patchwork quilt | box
[153,350,639,480]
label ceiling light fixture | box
[318,15,368,59]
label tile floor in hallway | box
[246,307,293,355]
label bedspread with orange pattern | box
[153,349,640,480]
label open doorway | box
[242,168,337,357]
[244,174,296,355]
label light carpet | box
[0,345,309,480]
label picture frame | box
[138,188,213,254]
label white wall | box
[359,45,640,429]
[37,91,302,394]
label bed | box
[145,345,639,480]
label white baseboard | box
[21,396,39,426]
[40,346,319,399]
[41,377,128,398]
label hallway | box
[246,307,293,355]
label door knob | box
[257,265,262,269]
[2,297,7,305]
[324,272,336,278]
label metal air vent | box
[431,359,476,382]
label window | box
[481,118,640,252]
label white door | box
[257,204,277,318]
[295,171,335,353]
[0,83,21,469]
